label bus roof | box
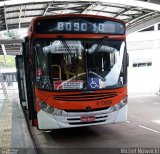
[31,14,125,25]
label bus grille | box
[68,120,106,125]
[64,106,110,112]
[67,115,108,125]
[54,92,117,102]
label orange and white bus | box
[17,14,128,130]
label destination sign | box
[34,17,125,34]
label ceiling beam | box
[0,39,23,44]
[6,15,39,20]
[114,7,134,18]
[80,4,92,14]
[95,6,108,15]
[0,1,51,8]
[1,45,6,55]
[19,5,22,29]
[127,14,160,34]
[3,5,8,31]
[81,2,100,14]
[85,0,160,12]
[127,14,158,31]
[47,7,83,12]
[89,9,117,15]
[99,4,126,9]
[23,4,27,18]
[43,2,52,16]
[6,8,44,14]
[60,3,69,14]
[1,0,160,11]
[2,50,20,53]
[127,11,155,26]
[0,48,21,51]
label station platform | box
[0,83,37,154]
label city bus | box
[16,14,128,130]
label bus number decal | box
[74,23,79,31]
[81,23,87,31]
[57,22,64,30]
[66,22,72,31]
[57,22,105,32]
[98,24,104,32]
[96,100,112,107]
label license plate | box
[80,116,96,122]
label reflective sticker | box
[87,77,99,89]
[54,80,83,90]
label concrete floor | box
[0,88,36,154]
[1,83,160,154]
[31,94,160,154]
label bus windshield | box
[34,39,126,91]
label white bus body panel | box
[37,105,128,130]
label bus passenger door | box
[15,55,27,108]
[22,37,37,126]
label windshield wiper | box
[58,36,73,56]
[91,37,108,56]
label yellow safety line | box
[0,98,12,153]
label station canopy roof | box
[0,0,160,55]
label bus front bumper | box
[37,105,128,130]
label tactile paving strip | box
[0,98,12,152]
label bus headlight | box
[110,97,127,112]
[39,102,47,109]
[39,100,63,115]
[47,106,54,113]
[57,110,62,115]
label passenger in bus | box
[77,58,84,74]
[60,57,67,79]
[69,57,79,73]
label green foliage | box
[0,55,15,67]
[2,30,19,39]
[0,30,20,68]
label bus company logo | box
[86,106,92,112]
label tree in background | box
[0,55,15,68]
[0,30,19,67]
[2,30,20,39]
